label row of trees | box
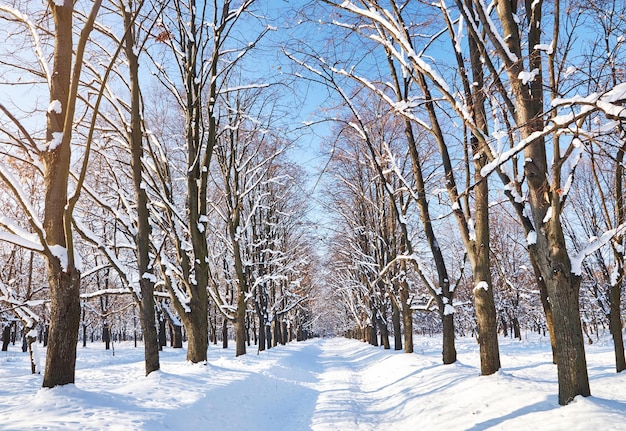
[0,0,314,388]
[286,0,626,406]
[2,0,626,409]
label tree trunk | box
[172,0,210,365]
[171,324,183,349]
[471,168,500,375]
[2,325,10,351]
[282,320,288,345]
[180,295,208,361]
[222,318,228,349]
[531,255,557,363]
[122,1,160,375]
[256,299,266,352]
[380,323,390,349]
[273,318,281,347]
[42,266,81,387]
[41,0,80,390]
[251,312,257,345]
[103,322,111,350]
[467,17,500,375]
[609,284,625,371]
[370,309,378,347]
[442,312,456,364]
[489,0,590,405]
[610,139,626,372]
[398,76,455,363]
[400,281,413,353]
[235,291,247,357]
[265,323,272,350]
[158,318,167,348]
[26,329,38,374]
[512,317,521,340]
[81,303,87,348]
[391,298,402,350]
[210,306,217,345]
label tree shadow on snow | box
[463,399,554,431]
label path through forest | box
[1,336,626,430]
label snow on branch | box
[158,254,191,313]
[559,138,584,202]
[0,232,43,252]
[73,218,140,302]
[571,223,626,276]
[474,0,519,65]
[0,167,44,233]
[0,282,41,329]
[0,167,47,254]
[481,130,548,177]
[161,302,182,326]
[329,1,483,138]
[483,84,626,178]
[80,289,130,299]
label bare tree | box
[0,0,103,387]
[145,0,265,363]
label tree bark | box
[532,255,557,363]
[42,263,81,387]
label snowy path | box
[309,338,424,430]
[2,336,626,430]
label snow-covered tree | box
[0,0,103,388]
[144,0,266,363]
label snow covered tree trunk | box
[122,0,159,376]
[496,0,589,404]
[182,0,210,363]
[26,327,38,374]
[467,28,500,375]
[41,0,81,388]
[403,112,456,364]
[228,184,248,357]
[383,46,455,363]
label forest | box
[1,0,626,417]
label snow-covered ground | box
[1,334,625,430]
